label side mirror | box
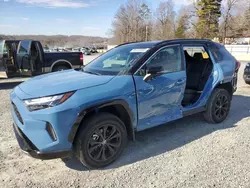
[143,65,163,82]
[147,65,163,75]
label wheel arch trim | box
[50,59,73,71]
[68,99,136,143]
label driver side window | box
[138,45,182,76]
[148,45,181,72]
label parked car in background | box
[89,46,98,53]
[243,62,250,84]
[0,40,83,78]
[80,47,91,55]
[11,39,239,168]
[64,48,73,52]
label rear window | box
[18,40,30,54]
[184,46,210,60]
[209,43,235,62]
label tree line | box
[0,35,108,48]
[111,0,250,44]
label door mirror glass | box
[147,65,163,75]
[143,65,163,82]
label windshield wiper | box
[82,69,101,75]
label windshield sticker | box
[130,48,149,53]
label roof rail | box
[156,38,212,46]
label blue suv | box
[10,39,240,168]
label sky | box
[0,0,191,37]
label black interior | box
[3,42,18,75]
[30,42,42,74]
[182,50,213,106]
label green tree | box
[175,12,189,38]
[196,0,222,39]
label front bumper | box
[10,86,80,159]
[13,123,71,160]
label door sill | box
[183,106,206,117]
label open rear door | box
[16,40,32,76]
[0,40,8,78]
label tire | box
[203,88,232,124]
[245,81,250,85]
[52,65,70,72]
[74,113,127,168]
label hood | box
[17,70,114,99]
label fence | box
[225,45,250,61]
[225,45,250,55]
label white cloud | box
[21,17,29,21]
[0,24,19,28]
[0,16,29,21]
[16,0,90,8]
[55,18,72,23]
[3,0,10,2]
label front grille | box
[12,102,23,124]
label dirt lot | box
[1,62,250,188]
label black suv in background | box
[243,62,250,84]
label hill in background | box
[0,35,108,47]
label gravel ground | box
[0,62,250,188]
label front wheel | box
[203,88,231,124]
[74,113,127,168]
[245,80,250,85]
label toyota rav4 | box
[10,39,240,168]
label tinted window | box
[209,44,235,62]
[18,41,30,54]
[145,45,182,74]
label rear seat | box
[183,52,209,104]
[185,52,205,92]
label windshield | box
[83,43,153,75]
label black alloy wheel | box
[203,88,231,123]
[87,124,121,162]
[74,113,127,168]
[214,93,230,120]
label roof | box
[117,39,213,48]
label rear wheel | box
[203,88,231,123]
[52,65,70,72]
[245,81,250,85]
[74,113,127,168]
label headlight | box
[24,92,74,111]
[246,64,250,67]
